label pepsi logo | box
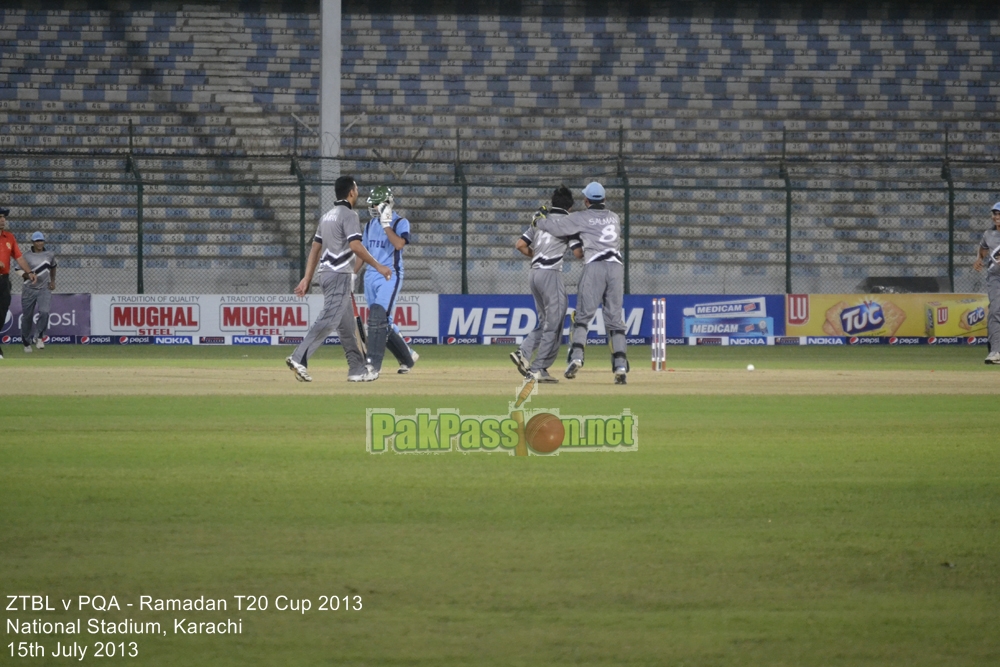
[849,336,859,345]
[119,336,129,345]
[81,336,90,344]
[927,337,936,344]
[1,336,11,344]
[889,337,898,344]
[446,337,456,344]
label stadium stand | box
[1,1,999,294]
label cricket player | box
[19,231,57,352]
[973,201,1000,364]
[285,176,392,383]
[0,206,39,360]
[359,185,419,374]
[510,185,582,383]
[533,182,629,385]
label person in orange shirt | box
[0,207,39,359]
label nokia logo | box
[154,336,193,345]
[232,336,271,345]
[805,337,845,345]
[728,337,767,346]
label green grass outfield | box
[2,345,999,666]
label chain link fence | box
[2,150,997,296]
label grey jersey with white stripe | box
[535,205,623,265]
[981,228,1000,276]
[520,208,582,271]
[314,201,362,275]
[22,249,57,283]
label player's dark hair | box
[551,185,573,210]
[335,176,357,200]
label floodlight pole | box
[780,129,792,294]
[291,156,307,280]
[125,120,144,294]
[941,130,955,292]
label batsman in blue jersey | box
[358,186,419,374]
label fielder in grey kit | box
[510,185,582,382]
[20,231,56,351]
[285,176,392,383]
[534,181,629,384]
[974,201,1000,364]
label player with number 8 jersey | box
[533,182,629,384]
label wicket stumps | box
[651,297,666,371]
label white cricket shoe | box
[614,368,628,385]
[24,345,32,353]
[985,351,1000,365]
[348,365,379,382]
[285,356,312,382]
[564,359,583,379]
[35,338,45,349]
[510,349,529,376]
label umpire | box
[534,182,630,385]
[0,207,39,360]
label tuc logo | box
[840,301,884,335]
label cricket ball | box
[525,413,564,454]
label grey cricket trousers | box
[20,286,52,344]
[520,268,568,373]
[292,271,366,376]
[570,261,627,368]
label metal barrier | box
[1,149,997,296]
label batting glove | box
[379,203,393,227]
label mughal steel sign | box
[112,304,200,335]
[220,304,309,335]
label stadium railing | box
[1,147,997,296]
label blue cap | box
[0,207,9,216]
[31,231,45,242]
[992,202,1000,212]
[582,182,605,201]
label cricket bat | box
[351,293,367,355]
